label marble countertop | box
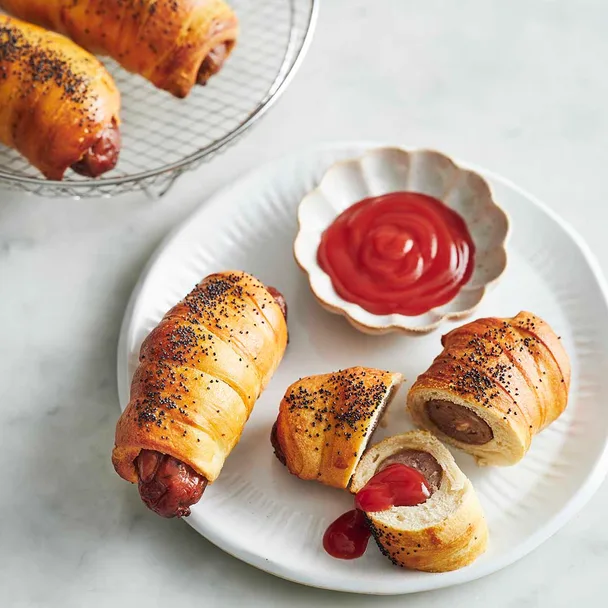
[2,1,607,606]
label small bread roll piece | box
[407,311,571,466]
[351,431,488,572]
[271,367,403,489]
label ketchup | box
[323,509,371,559]
[323,464,431,560]
[354,463,431,512]
[317,192,475,316]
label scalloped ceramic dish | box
[294,147,510,334]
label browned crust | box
[272,367,403,489]
[408,311,571,464]
[365,510,488,572]
[0,0,239,97]
[112,271,288,484]
[0,15,121,180]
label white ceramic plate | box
[117,143,608,594]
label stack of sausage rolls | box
[0,1,239,178]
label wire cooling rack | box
[0,0,318,198]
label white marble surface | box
[2,1,607,606]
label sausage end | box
[71,119,121,178]
[136,450,207,518]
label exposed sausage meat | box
[426,400,494,445]
[266,286,288,321]
[197,44,228,85]
[136,450,208,518]
[378,449,443,494]
[71,120,121,177]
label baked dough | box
[407,311,570,466]
[0,0,238,97]
[113,271,288,485]
[272,367,403,489]
[351,430,488,572]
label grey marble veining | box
[2,1,608,606]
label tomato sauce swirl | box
[317,192,475,316]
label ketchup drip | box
[317,192,476,316]
[323,464,431,560]
[323,509,371,560]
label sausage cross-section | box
[408,312,571,466]
[425,400,493,445]
[350,431,489,572]
[378,449,443,493]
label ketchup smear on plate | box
[323,509,370,560]
[323,464,431,560]
[317,192,475,316]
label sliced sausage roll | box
[271,367,403,489]
[407,311,571,466]
[351,431,488,572]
